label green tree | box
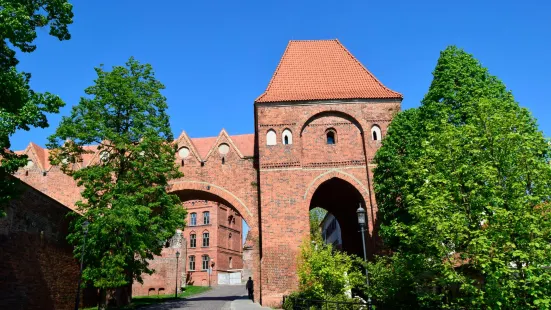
[48,58,186,308]
[284,239,366,309]
[372,46,551,309]
[0,0,73,216]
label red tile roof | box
[190,137,219,159]
[229,134,255,157]
[16,133,255,168]
[255,39,402,103]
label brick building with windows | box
[180,200,243,287]
[10,39,401,307]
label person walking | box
[246,277,254,300]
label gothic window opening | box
[229,257,233,269]
[202,255,210,270]
[282,129,293,145]
[371,125,381,141]
[190,233,196,248]
[326,129,336,145]
[203,231,210,247]
[190,213,197,226]
[189,255,195,271]
[203,211,210,225]
[266,129,277,146]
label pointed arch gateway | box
[304,170,374,257]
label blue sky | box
[11,1,551,240]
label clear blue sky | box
[11,1,551,238]
[13,0,551,150]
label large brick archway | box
[169,180,255,226]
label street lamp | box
[356,205,373,310]
[74,220,89,310]
[175,251,180,298]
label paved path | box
[141,285,269,310]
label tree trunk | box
[98,289,107,310]
[116,284,132,306]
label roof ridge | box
[334,40,402,98]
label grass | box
[82,285,211,310]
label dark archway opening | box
[309,178,367,258]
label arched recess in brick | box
[299,110,365,137]
[299,111,367,166]
[304,171,373,257]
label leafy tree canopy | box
[48,57,186,307]
[0,0,73,214]
[373,46,551,309]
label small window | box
[190,233,196,248]
[371,125,382,141]
[282,129,293,145]
[229,257,233,269]
[266,129,277,146]
[326,129,336,145]
[189,255,195,271]
[203,211,210,225]
[202,255,210,270]
[190,213,197,226]
[203,232,210,247]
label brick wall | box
[255,100,400,306]
[0,181,96,310]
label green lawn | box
[82,286,211,310]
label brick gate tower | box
[254,39,402,305]
[8,39,402,308]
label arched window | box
[202,231,210,247]
[190,213,197,226]
[229,257,233,269]
[202,255,210,270]
[282,129,293,145]
[190,233,196,248]
[189,255,195,271]
[371,125,382,141]
[266,129,277,146]
[203,211,210,225]
[326,129,336,145]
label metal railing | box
[283,296,368,310]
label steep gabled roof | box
[255,39,402,103]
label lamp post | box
[74,220,89,310]
[357,205,373,310]
[175,251,180,298]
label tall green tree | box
[48,58,186,308]
[0,0,73,216]
[372,46,551,309]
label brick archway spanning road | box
[169,180,255,226]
